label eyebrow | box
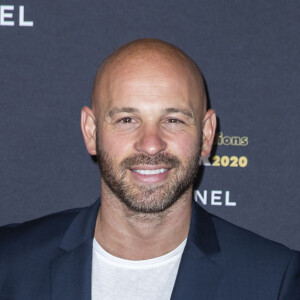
[108,107,140,118]
[108,106,194,119]
[162,108,194,119]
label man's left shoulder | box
[211,213,298,263]
[207,213,300,298]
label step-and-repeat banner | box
[1,1,299,250]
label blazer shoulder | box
[1,205,82,229]
[0,206,85,253]
[211,214,297,260]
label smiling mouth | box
[131,168,169,175]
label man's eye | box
[167,119,183,124]
[119,117,134,123]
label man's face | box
[94,58,203,213]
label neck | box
[94,185,192,260]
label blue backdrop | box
[1,0,299,250]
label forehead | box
[97,57,201,113]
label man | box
[0,38,299,299]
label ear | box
[81,106,97,155]
[201,109,217,157]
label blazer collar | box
[59,198,100,252]
[58,197,220,255]
[188,200,220,256]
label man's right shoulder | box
[0,206,85,255]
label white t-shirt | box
[92,237,187,300]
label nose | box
[134,125,167,156]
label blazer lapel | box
[50,199,100,300]
[171,201,223,300]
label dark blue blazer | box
[1,199,300,299]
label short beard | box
[96,138,200,214]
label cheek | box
[98,129,134,159]
[167,132,200,160]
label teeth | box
[133,168,168,175]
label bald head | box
[92,38,207,115]
[81,38,216,192]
